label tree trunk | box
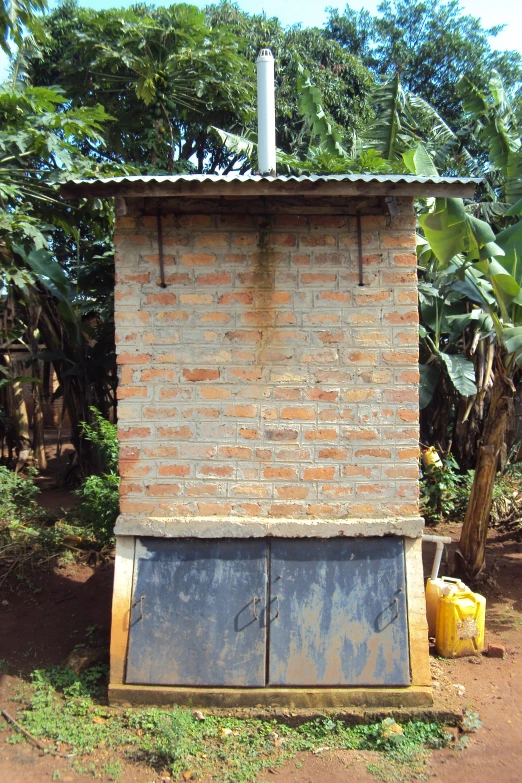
[453,395,483,471]
[4,355,33,468]
[31,373,47,471]
[456,367,513,579]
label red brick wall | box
[114,198,419,521]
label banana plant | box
[359,75,419,160]
[295,62,351,159]
[416,197,522,578]
[404,69,522,578]
[457,71,522,214]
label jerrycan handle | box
[440,576,467,595]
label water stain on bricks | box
[251,217,277,369]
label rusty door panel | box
[126,538,267,686]
[268,537,410,686]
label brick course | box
[115,198,419,520]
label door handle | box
[132,595,145,620]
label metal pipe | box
[156,208,166,288]
[422,534,452,580]
[356,210,364,286]
[256,49,276,176]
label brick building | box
[63,173,477,707]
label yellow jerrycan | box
[422,446,443,471]
[435,577,486,658]
[425,577,446,638]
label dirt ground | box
[1,498,521,783]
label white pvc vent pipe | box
[422,534,452,580]
[256,48,276,176]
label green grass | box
[1,666,456,783]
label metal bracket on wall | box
[384,196,399,216]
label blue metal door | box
[126,538,268,686]
[268,537,410,686]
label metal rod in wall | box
[356,211,364,286]
[156,208,166,288]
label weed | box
[0,658,9,673]
[0,467,92,582]
[80,408,118,473]
[420,454,522,526]
[420,455,472,524]
[12,667,453,783]
[86,625,100,641]
[460,710,481,733]
[56,549,75,567]
[71,408,119,546]
[0,408,119,585]
[52,771,61,781]
[103,760,124,780]
[72,473,119,547]
[453,736,469,751]
[0,466,40,523]
[7,733,24,744]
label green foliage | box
[13,666,452,782]
[460,710,482,733]
[420,455,472,524]
[206,2,373,167]
[420,453,522,525]
[0,38,125,465]
[0,0,47,54]
[28,1,257,174]
[72,408,119,546]
[0,475,89,582]
[30,663,108,698]
[326,0,522,132]
[73,473,119,547]
[22,666,118,754]
[458,71,522,204]
[102,761,123,781]
[360,74,417,161]
[414,70,522,494]
[296,62,349,159]
[0,78,116,250]
[0,465,40,523]
[0,412,118,574]
[79,407,118,473]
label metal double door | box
[125,537,410,687]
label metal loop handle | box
[274,595,280,619]
[252,596,260,620]
[132,595,145,620]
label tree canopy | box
[326,0,522,129]
[26,1,374,173]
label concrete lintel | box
[109,683,432,709]
[114,515,425,539]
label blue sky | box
[2,0,521,76]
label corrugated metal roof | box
[60,172,480,200]
[64,173,480,186]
